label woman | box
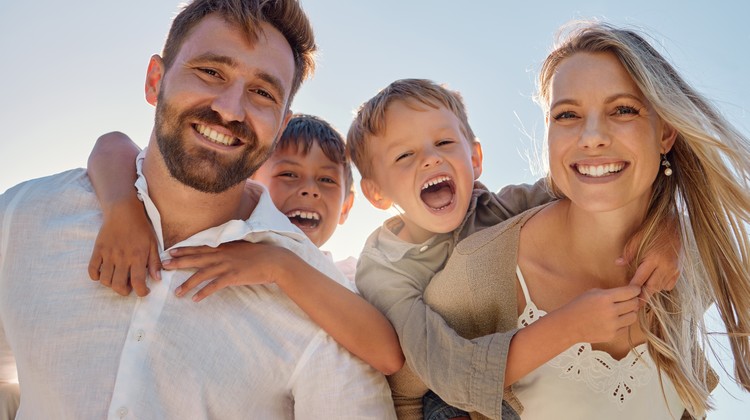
[421,22,750,419]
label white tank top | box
[512,266,687,419]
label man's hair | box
[347,78,476,180]
[278,114,354,197]
[161,0,316,100]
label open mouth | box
[195,124,242,147]
[574,162,626,177]
[420,175,456,210]
[285,210,321,229]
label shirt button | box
[419,245,429,252]
[117,406,128,418]
[134,329,145,342]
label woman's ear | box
[660,122,678,153]
[361,178,392,210]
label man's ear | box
[145,55,164,106]
[471,141,484,180]
[338,191,355,225]
[361,178,392,210]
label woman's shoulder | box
[454,204,550,256]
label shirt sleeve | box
[290,330,396,419]
[356,252,513,419]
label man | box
[0,0,395,418]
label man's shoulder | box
[1,168,92,209]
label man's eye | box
[251,88,275,101]
[199,68,221,78]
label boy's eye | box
[319,177,338,185]
[436,139,454,146]
[395,152,413,162]
[278,171,297,178]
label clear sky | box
[1,0,748,416]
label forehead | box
[550,52,641,100]
[271,143,343,171]
[382,99,464,138]
[173,14,295,97]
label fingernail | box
[155,271,162,281]
[175,287,183,297]
[192,294,200,302]
[162,259,172,266]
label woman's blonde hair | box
[536,21,750,417]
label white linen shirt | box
[0,151,395,419]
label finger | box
[191,280,227,302]
[163,254,218,270]
[111,264,132,296]
[169,246,217,257]
[99,262,115,287]
[614,297,640,316]
[130,264,150,297]
[628,260,657,288]
[610,285,642,301]
[88,253,103,281]
[148,244,162,281]
[175,266,222,297]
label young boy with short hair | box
[85,113,404,375]
[346,78,677,419]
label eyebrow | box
[550,93,645,109]
[190,53,287,100]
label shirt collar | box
[134,149,307,252]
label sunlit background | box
[1,1,748,416]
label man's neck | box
[142,149,256,249]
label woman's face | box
[546,51,676,215]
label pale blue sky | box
[1,1,748,416]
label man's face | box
[149,15,295,193]
[251,143,352,248]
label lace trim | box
[519,303,655,409]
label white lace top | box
[512,267,686,419]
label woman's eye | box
[552,111,577,120]
[614,106,640,116]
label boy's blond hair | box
[347,78,477,179]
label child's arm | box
[87,132,160,297]
[163,241,405,375]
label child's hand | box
[88,197,161,297]
[165,241,295,302]
[619,215,681,302]
[561,286,641,344]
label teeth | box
[285,210,320,221]
[576,163,625,177]
[196,124,235,146]
[422,175,451,190]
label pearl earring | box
[661,154,672,176]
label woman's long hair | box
[535,21,750,417]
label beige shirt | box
[356,182,551,419]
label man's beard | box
[154,97,274,194]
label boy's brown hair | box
[347,78,477,179]
[162,0,316,101]
[279,114,354,197]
